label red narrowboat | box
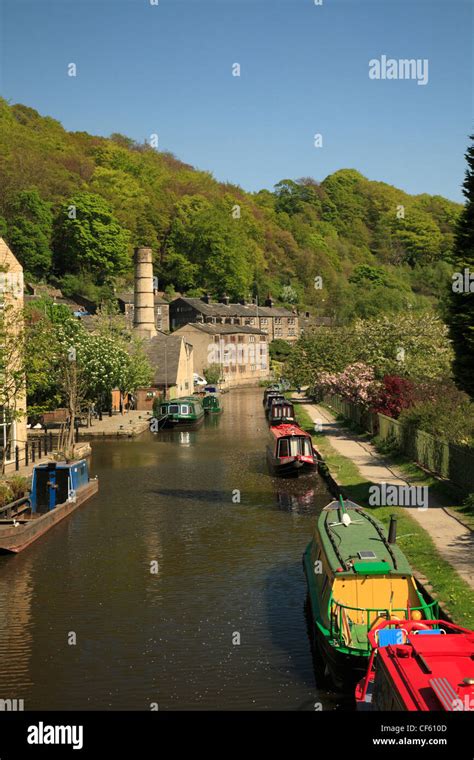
[266,423,317,476]
[355,618,474,711]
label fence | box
[323,394,474,494]
[2,424,80,473]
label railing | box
[329,597,439,653]
[0,495,31,520]
[322,394,474,493]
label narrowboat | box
[0,459,98,553]
[202,394,223,415]
[303,499,438,688]
[264,393,285,417]
[262,386,281,406]
[157,397,205,428]
[267,399,295,426]
[267,423,318,476]
[355,618,474,711]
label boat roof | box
[317,500,413,576]
[379,631,474,711]
[270,424,310,439]
[34,459,87,470]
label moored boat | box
[264,393,285,417]
[267,399,295,426]
[355,618,474,711]
[262,386,281,406]
[267,423,318,476]
[156,397,205,428]
[202,393,223,414]
[0,459,98,553]
[303,499,438,688]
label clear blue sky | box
[0,0,472,201]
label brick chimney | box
[133,247,157,338]
[201,293,211,304]
[222,294,230,305]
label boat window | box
[169,405,179,414]
[161,406,167,414]
[180,405,190,415]
[278,439,290,457]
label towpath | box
[297,397,474,590]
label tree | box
[52,193,130,282]
[0,302,26,473]
[203,364,221,384]
[269,339,292,362]
[6,189,52,277]
[446,135,474,398]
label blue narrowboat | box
[0,459,99,553]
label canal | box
[0,388,347,711]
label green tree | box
[52,193,130,282]
[6,189,52,277]
[447,135,474,398]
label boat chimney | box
[388,514,398,544]
[133,247,157,339]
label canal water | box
[0,388,348,711]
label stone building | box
[0,238,27,472]
[174,323,270,388]
[140,332,194,405]
[169,295,299,342]
[116,291,169,333]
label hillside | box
[0,98,462,322]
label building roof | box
[172,296,294,318]
[117,291,168,306]
[143,332,190,386]
[175,322,267,337]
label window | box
[161,406,167,414]
[278,436,312,457]
[0,408,13,463]
[261,318,268,325]
[180,405,190,415]
[275,317,282,325]
[288,329,296,336]
[169,404,179,414]
[288,318,295,325]
[156,307,162,315]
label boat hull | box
[303,544,368,689]
[0,479,99,553]
[267,448,317,477]
[161,415,204,428]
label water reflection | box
[0,388,338,710]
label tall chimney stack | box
[133,247,157,338]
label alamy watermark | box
[369,55,429,86]
[452,268,474,293]
[368,483,429,510]
[207,339,268,369]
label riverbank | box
[77,410,152,438]
[293,398,474,628]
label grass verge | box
[295,403,474,629]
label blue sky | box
[0,0,472,201]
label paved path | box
[78,410,152,438]
[299,398,474,590]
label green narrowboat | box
[202,394,223,414]
[303,498,438,688]
[157,397,205,428]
